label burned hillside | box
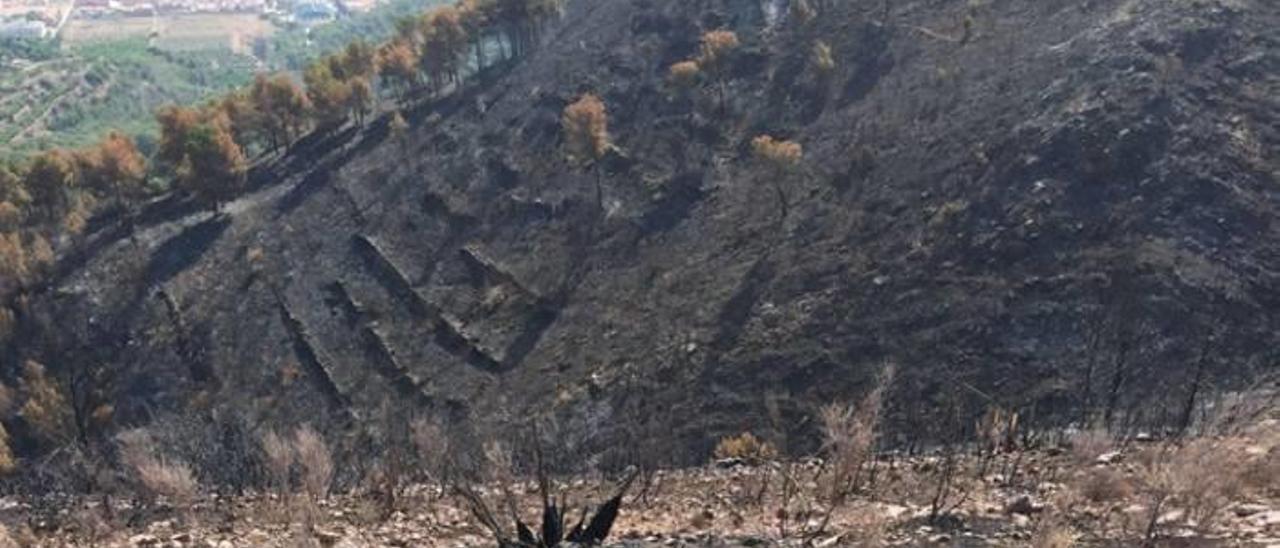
[2,0,1279,476]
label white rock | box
[130,534,160,547]
[1236,503,1271,517]
[815,535,842,547]
[1251,511,1280,528]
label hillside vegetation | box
[0,1,1276,540]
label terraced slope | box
[5,0,1278,471]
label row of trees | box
[1,0,568,342]
[0,132,148,297]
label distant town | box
[0,0,378,43]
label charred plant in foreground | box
[455,442,638,548]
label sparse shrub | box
[1131,438,1248,539]
[1075,466,1134,504]
[0,202,21,232]
[0,233,28,285]
[293,425,333,501]
[27,234,53,273]
[976,405,1018,454]
[62,198,89,235]
[18,361,73,445]
[410,416,450,490]
[134,456,199,505]
[482,439,514,486]
[1168,439,1245,533]
[389,111,410,152]
[1067,427,1113,463]
[116,428,199,508]
[1031,522,1077,548]
[260,429,294,496]
[789,0,815,27]
[751,135,803,179]
[820,363,895,503]
[0,422,16,475]
[811,40,835,79]
[713,432,777,463]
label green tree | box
[338,40,378,81]
[156,105,203,169]
[0,164,29,231]
[24,149,79,223]
[78,132,148,207]
[348,77,374,125]
[419,6,471,92]
[305,60,353,131]
[216,91,266,154]
[0,164,29,209]
[251,73,311,152]
[175,115,248,212]
[377,39,421,97]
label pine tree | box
[751,135,803,220]
[667,60,701,115]
[348,77,374,125]
[419,6,470,92]
[338,40,378,81]
[175,115,248,212]
[78,132,147,207]
[215,91,265,154]
[697,30,740,113]
[251,73,310,152]
[562,93,610,211]
[156,105,203,168]
[377,39,421,97]
[459,0,495,70]
[24,149,79,223]
[305,60,353,131]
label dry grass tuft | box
[116,428,199,506]
[261,429,294,496]
[293,425,333,501]
[1067,427,1113,463]
[713,432,777,463]
[1075,466,1134,504]
[819,363,894,503]
[1031,523,1077,548]
[410,416,450,488]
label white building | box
[0,19,49,39]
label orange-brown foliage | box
[562,93,609,164]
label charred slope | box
[5,0,1279,468]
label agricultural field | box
[0,37,256,160]
[61,13,276,54]
[0,0,447,162]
